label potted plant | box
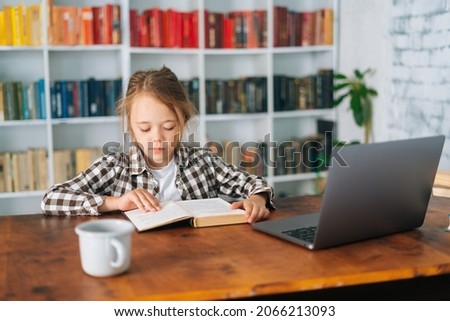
[333,69,378,144]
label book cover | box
[35,148,47,190]
[102,4,113,45]
[138,10,150,47]
[2,6,14,46]
[0,82,5,121]
[36,78,46,119]
[26,4,42,46]
[111,4,121,44]
[0,153,5,192]
[129,9,139,47]
[81,7,94,45]
[123,198,247,232]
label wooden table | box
[1,195,450,301]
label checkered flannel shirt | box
[41,145,274,215]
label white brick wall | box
[388,0,450,167]
[339,0,450,168]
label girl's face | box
[129,93,181,169]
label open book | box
[123,198,247,232]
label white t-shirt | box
[149,159,181,202]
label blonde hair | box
[116,66,198,140]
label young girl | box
[41,66,274,223]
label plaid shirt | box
[41,145,274,215]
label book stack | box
[433,171,450,197]
[129,7,198,48]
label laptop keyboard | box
[282,226,317,244]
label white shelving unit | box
[0,0,339,214]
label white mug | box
[75,219,135,277]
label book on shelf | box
[123,198,247,232]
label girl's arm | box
[41,156,118,216]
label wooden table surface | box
[1,195,450,301]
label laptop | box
[252,135,445,250]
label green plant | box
[333,69,378,144]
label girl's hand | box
[231,194,270,224]
[100,189,161,213]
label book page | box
[124,201,191,231]
[176,198,245,218]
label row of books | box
[53,147,103,184]
[0,80,46,121]
[129,7,198,48]
[50,78,122,119]
[207,140,268,177]
[205,10,267,49]
[0,77,122,121]
[205,133,332,178]
[0,4,42,46]
[180,78,200,112]
[1,72,331,121]
[274,134,329,176]
[0,149,47,193]
[0,146,104,193]
[0,2,121,46]
[0,136,333,193]
[274,7,334,47]
[275,119,335,176]
[0,4,332,48]
[206,77,268,114]
[274,69,334,111]
[48,2,121,46]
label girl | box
[41,66,274,223]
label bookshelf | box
[0,0,339,214]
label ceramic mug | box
[75,219,134,277]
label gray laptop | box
[252,135,445,250]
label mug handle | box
[110,238,126,268]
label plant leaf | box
[367,88,378,96]
[334,73,348,80]
[333,91,350,107]
[350,93,364,126]
[333,82,350,91]
[354,69,363,79]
